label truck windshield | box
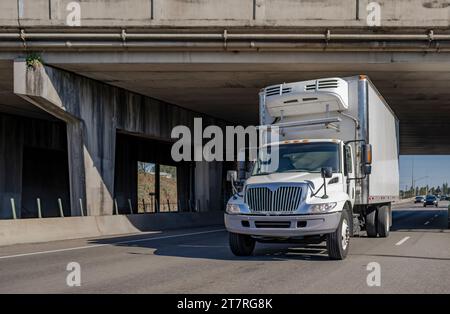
[252,142,340,175]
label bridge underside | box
[43,51,450,155]
[2,51,450,156]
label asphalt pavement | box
[0,202,448,293]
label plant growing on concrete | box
[26,53,43,69]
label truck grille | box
[245,186,302,213]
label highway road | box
[0,203,448,293]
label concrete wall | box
[0,0,449,28]
[0,211,224,246]
[13,61,226,217]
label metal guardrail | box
[8,197,84,219]
[6,196,183,219]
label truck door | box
[344,145,356,205]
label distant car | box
[414,196,425,203]
[440,195,448,201]
[423,195,438,207]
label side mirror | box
[227,170,237,182]
[321,167,333,179]
[364,144,372,165]
[364,164,372,175]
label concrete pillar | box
[209,160,223,211]
[194,161,208,212]
[194,160,223,211]
[78,85,117,215]
[66,121,86,216]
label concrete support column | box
[66,121,86,216]
[194,161,208,212]
[208,161,223,211]
[78,87,117,215]
[194,160,223,211]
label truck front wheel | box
[229,232,255,256]
[326,210,350,260]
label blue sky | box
[399,155,450,190]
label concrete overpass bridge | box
[1,0,450,222]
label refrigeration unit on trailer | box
[225,75,399,260]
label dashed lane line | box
[395,236,411,246]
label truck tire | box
[377,205,390,238]
[229,232,255,256]
[326,210,350,260]
[366,207,377,238]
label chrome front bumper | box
[224,212,341,237]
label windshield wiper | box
[253,172,272,176]
[281,169,312,173]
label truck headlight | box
[309,202,337,213]
[226,204,241,214]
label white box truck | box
[225,75,399,260]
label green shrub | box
[26,53,43,69]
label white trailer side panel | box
[368,84,399,203]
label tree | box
[138,161,155,173]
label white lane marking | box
[395,236,410,246]
[0,229,226,260]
